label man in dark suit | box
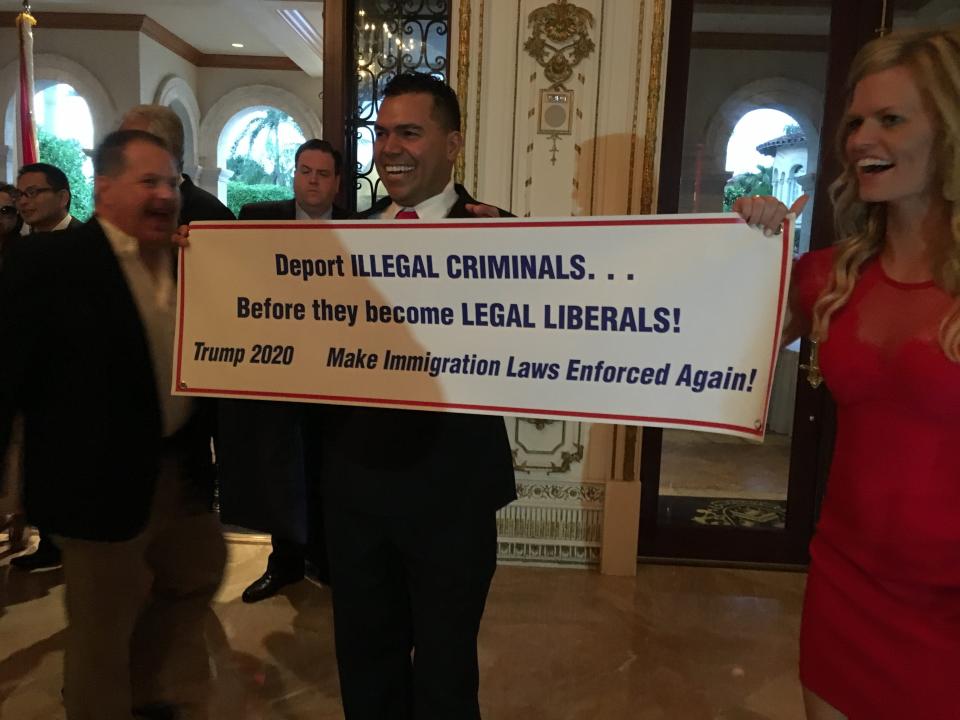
[0,130,225,720]
[9,162,82,571]
[221,138,346,603]
[120,104,235,225]
[318,73,516,720]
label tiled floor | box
[0,533,807,719]
[660,430,791,501]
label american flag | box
[16,2,39,166]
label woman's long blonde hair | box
[812,24,960,360]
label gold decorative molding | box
[587,0,605,215]
[472,0,486,192]
[523,0,595,88]
[626,1,646,214]
[550,444,585,474]
[523,0,596,169]
[639,0,667,215]
[512,420,584,474]
[455,0,472,184]
[509,1,523,208]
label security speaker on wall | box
[538,89,574,135]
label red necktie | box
[394,209,419,220]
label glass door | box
[638,0,890,565]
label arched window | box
[723,108,788,202]
[168,101,196,173]
[722,109,806,220]
[9,82,95,220]
[218,107,305,217]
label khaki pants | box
[56,460,226,720]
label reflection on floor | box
[658,496,787,529]
[0,532,807,719]
[659,430,791,501]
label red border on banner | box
[174,216,790,438]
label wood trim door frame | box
[323,0,355,214]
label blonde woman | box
[736,25,960,720]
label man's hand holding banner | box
[173,214,791,440]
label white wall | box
[32,29,141,121]
[0,25,323,188]
[139,35,199,105]
[678,47,827,215]
[196,67,322,126]
[459,0,667,218]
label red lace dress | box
[793,248,960,719]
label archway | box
[198,85,320,202]
[5,81,96,220]
[217,107,306,216]
[0,53,116,182]
[153,75,201,176]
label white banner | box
[173,214,792,439]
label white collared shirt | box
[22,213,75,235]
[100,217,192,437]
[378,178,458,221]
[51,214,75,231]
[295,203,333,221]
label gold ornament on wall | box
[524,0,595,166]
[524,0,595,87]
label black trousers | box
[324,498,498,720]
[266,535,305,577]
[266,518,330,583]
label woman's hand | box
[733,195,809,236]
[465,203,500,218]
[172,224,190,248]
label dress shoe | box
[133,701,181,720]
[241,569,302,603]
[11,539,62,570]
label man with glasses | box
[9,163,80,571]
[16,162,81,234]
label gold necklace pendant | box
[799,337,823,389]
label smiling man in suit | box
[0,130,225,720]
[317,73,516,720]
[219,139,346,604]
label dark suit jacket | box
[218,198,345,540]
[0,218,215,541]
[317,184,517,516]
[180,175,235,225]
[239,198,348,221]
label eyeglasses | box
[0,205,18,216]
[18,186,54,200]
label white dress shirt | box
[378,178,458,221]
[100,218,192,437]
[295,203,333,221]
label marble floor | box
[0,532,808,719]
[659,430,791,501]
